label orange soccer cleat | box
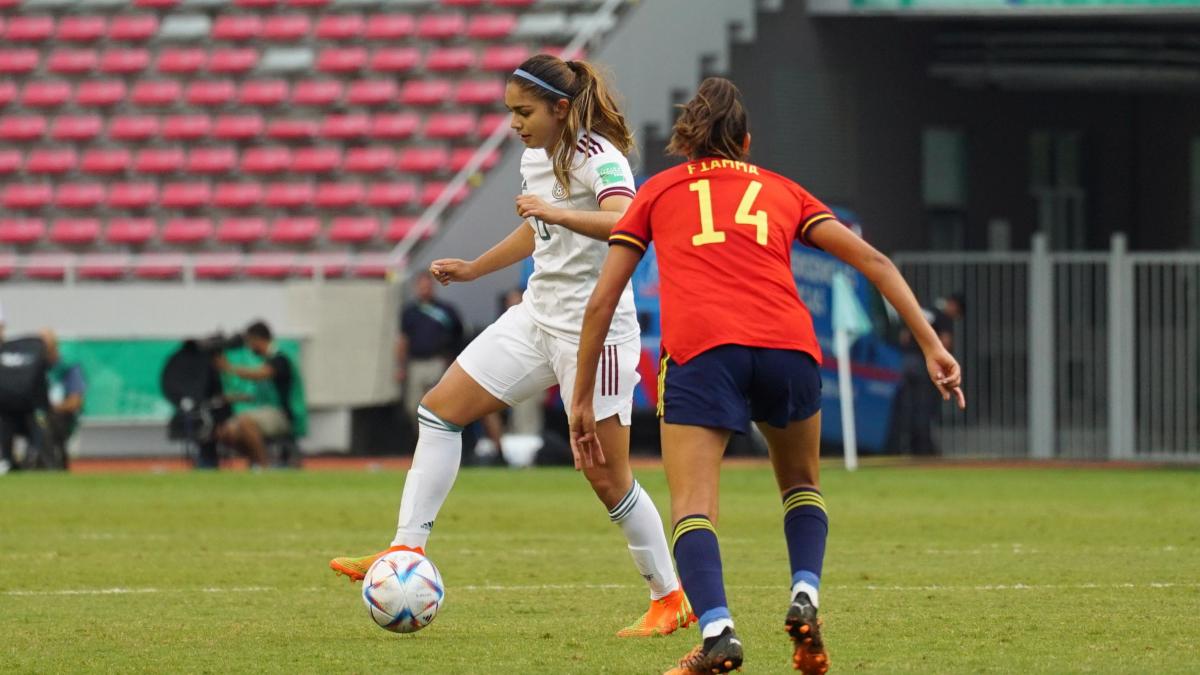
[663,628,744,674]
[617,588,697,638]
[785,592,830,674]
[328,545,425,582]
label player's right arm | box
[430,223,535,285]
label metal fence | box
[895,233,1200,462]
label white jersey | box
[520,132,640,343]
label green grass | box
[2,464,1198,673]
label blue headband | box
[513,68,572,99]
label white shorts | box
[456,303,640,425]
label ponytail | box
[667,77,749,162]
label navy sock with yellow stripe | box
[783,487,828,600]
[672,514,730,637]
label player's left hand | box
[515,194,564,225]
[568,401,606,471]
[926,348,966,409]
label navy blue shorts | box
[658,345,822,434]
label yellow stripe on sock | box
[784,492,827,514]
[671,517,716,548]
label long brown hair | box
[667,77,749,162]
[508,54,634,193]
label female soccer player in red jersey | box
[571,77,965,674]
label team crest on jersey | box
[552,180,567,200]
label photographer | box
[214,321,296,469]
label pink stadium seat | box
[194,252,243,280]
[50,218,101,245]
[420,181,468,207]
[322,114,369,139]
[187,146,236,174]
[425,112,476,140]
[135,0,179,8]
[47,49,97,74]
[344,146,395,174]
[27,148,77,175]
[0,218,46,245]
[0,82,15,107]
[216,217,267,244]
[213,15,262,41]
[7,15,55,42]
[162,217,213,244]
[51,115,102,141]
[384,217,428,242]
[467,14,516,40]
[287,0,329,8]
[316,13,364,40]
[329,216,379,243]
[296,252,350,279]
[477,112,509,137]
[56,183,106,210]
[426,47,476,72]
[213,182,263,209]
[397,147,449,174]
[106,218,156,244]
[317,47,367,73]
[364,14,414,40]
[0,49,39,74]
[56,16,104,42]
[234,0,277,7]
[161,182,211,209]
[0,116,46,141]
[292,146,342,173]
[245,253,296,279]
[293,79,344,106]
[441,0,481,6]
[399,79,451,106]
[366,182,417,208]
[0,149,20,175]
[134,147,185,174]
[239,80,289,107]
[111,115,161,141]
[455,80,504,105]
[269,217,319,243]
[77,253,130,281]
[24,254,73,281]
[22,81,72,108]
[263,15,311,41]
[0,254,14,281]
[450,147,501,172]
[2,184,53,210]
[369,47,421,73]
[267,119,318,140]
[81,148,132,174]
[416,14,465,40]
[161,114,209,141]
[481,45,529,72]
[187,79,236,107]
[209,48,259,74]
[213,114,263,140]
[352,252,393,279]
[133,253,185,280]
[315,182,364,208]
[132,80,183,107]
[100,48,150,75]
[109,15,158,42]
[76,80,126,108]
[157,48,205,74]
[347,80,398,106]
[241,146,291,174]
[264,182,315,208]
[108,182,158,209]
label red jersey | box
[609,158,836,365]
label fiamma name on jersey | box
[687,159,760,175]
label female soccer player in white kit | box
[330,54,695,637]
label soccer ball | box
[361,550,445,633]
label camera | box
[161,331,241,468]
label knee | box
[584,470,631,509]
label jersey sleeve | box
[795,185,837,249]
[608,183,655,255]
[580,146,637,206]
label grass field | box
[2,463,1198,673]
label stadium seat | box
[76,80,127,107]
[0,219,46,245]
[329,216,379,243]
[426,47,476,72]
[322,113,369,139]
[0,254,14,280]
[81,148,131,174]
[234,0,277,6]
[0,116,47,141]
[186,79,236,107]
[7,15,55,42]
[134,147,185,174]
[56,17,105,42]
[416,14,464,40]
[0,49,39,74]
[481,44,529,72]
[77,253,130,281]
[384,216,428,242]
[315,182,364,208]
[296,251,350,279]
[109,15,158,41]
[209,48,259,73]
[477,112,509,137]
[162,217,214,244]
[317,47,368,73]
[293,79,344,106]
[369,47,421,73]
[241,146,291,174]
[27,148,77,175]
[0,150,20,175]
[133,253,186,279]
[158,15,212,42]
[0,82,15,107]
[466,13,516,39]
[135,0,180,7]
[111,114,161,141]
[245,253,296,279]
[212,14,262,41]
[186,146,237,174]
[264,182,315,208]
[161,182,211,209]
[50,218,101,245]
[161,114,208,140]
[213,182,264,208]
[292,146,342,173]
[194,252,243,280]
[216,217,267,243]
[24,254,73,281]
[108,182,159,209]
[22,81,72,108]
[440,0,481,6]
[239,80,289,107]
[364,14,414,40]
[455,80,504,105]
[425,112,476,139]
[397,147,449,174]
[100,48,151,74]
[157,47,205,73]
[315,13,364,39]
[267,118,318,140]
[420,181,468,206]
[491,0,535,6]
[347,79,398,106]
[351,252,393,278]
[3,184,53,210]
[450,147,500,172]
[263,14,311,41]
[260,47,315,73]
[399,79,451,106]
[132,80,183,107]
[213,114,263,139]
[269,217,319,243]
[50,115,102,141]
[54,183,104,210]
[105,217,156,245]
[366,182,416,207]
[344,146,395,174]
[514,12,569,39]
[46,49,97,74]
[288,0,330,8]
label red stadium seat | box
[477,112,509,137]
[317,47,367,73]
[81,148,132,174]
[213,182,263,209]
[0,116,46,141]
[133,253,185,279]
[455,80,504,106]
[416,14,465,40]
[186,146,237,174]
[425,112,476,140]
[50,218,101,245]
[0,149,20,175]
[467,14,516,40]
[384,217,429,242]
[364,14,414,40]
[162,217,213,244]
[267,119,318,140]
[56,183,106,209]
[296,252,350,279]
[2,184,52,210]
[352,252,393,279]
[315,14,364,40]
[234,0,277,7]
[397,147,449,174]
[0,218,46,245]
[246,253,296,279]
[161,182,211,209]
[27,148,77,175]
[293,79,344,106]
[216,217,267,244]
[132,80,183,107]
[287,0,329,8]
[347,80,397,106]
[314,182,364,208]
[186,79,236,107]
[263,15,311,41]
[135,0,179,8]
[241,146,291,174]
[480,45,528,72]
[209,48,259,74]
[77,253,130,281]
[111,115,161,141]
[0,49,39,74]
[157,48,205,74]
[426,47,475,72]
[194,252,243,280]
[292,146,342,173]
[212,15,262,41]
[51,115,102,141]
[329,216,379,243]
[239,80,289,107]
[108,182,158,209]
[106,218,156,245]
[161,114,209,141]
[369,47,421,73]
[213,114,263,140]
[134,147,185,174]
[264,182,315,208]
[420,181,468,207]
[322,114,369,139]
[56,16,104,43]
[47,49,97,74]
[0,254,17,281]
[344,146,395,174]
[22,81,71,108]
[269,217,319,243]
[399,79,451,106]
[366,182,416,208]
[0,82,14,107]
[24,254,73,281]
[100,48,151,75]
[109,15,158,42]
[450,147,501,172]
[76,80,126,108]
[7,15,55,42]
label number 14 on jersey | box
[689,179,768,247]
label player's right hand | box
[429,258,476,285]
[926,348,966,409]
[568,401,606,471]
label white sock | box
[702,618,735,639]
[609,481,679,600]
[391,406,463,549]
[792,580,820,609]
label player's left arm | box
[514,194,631,241]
